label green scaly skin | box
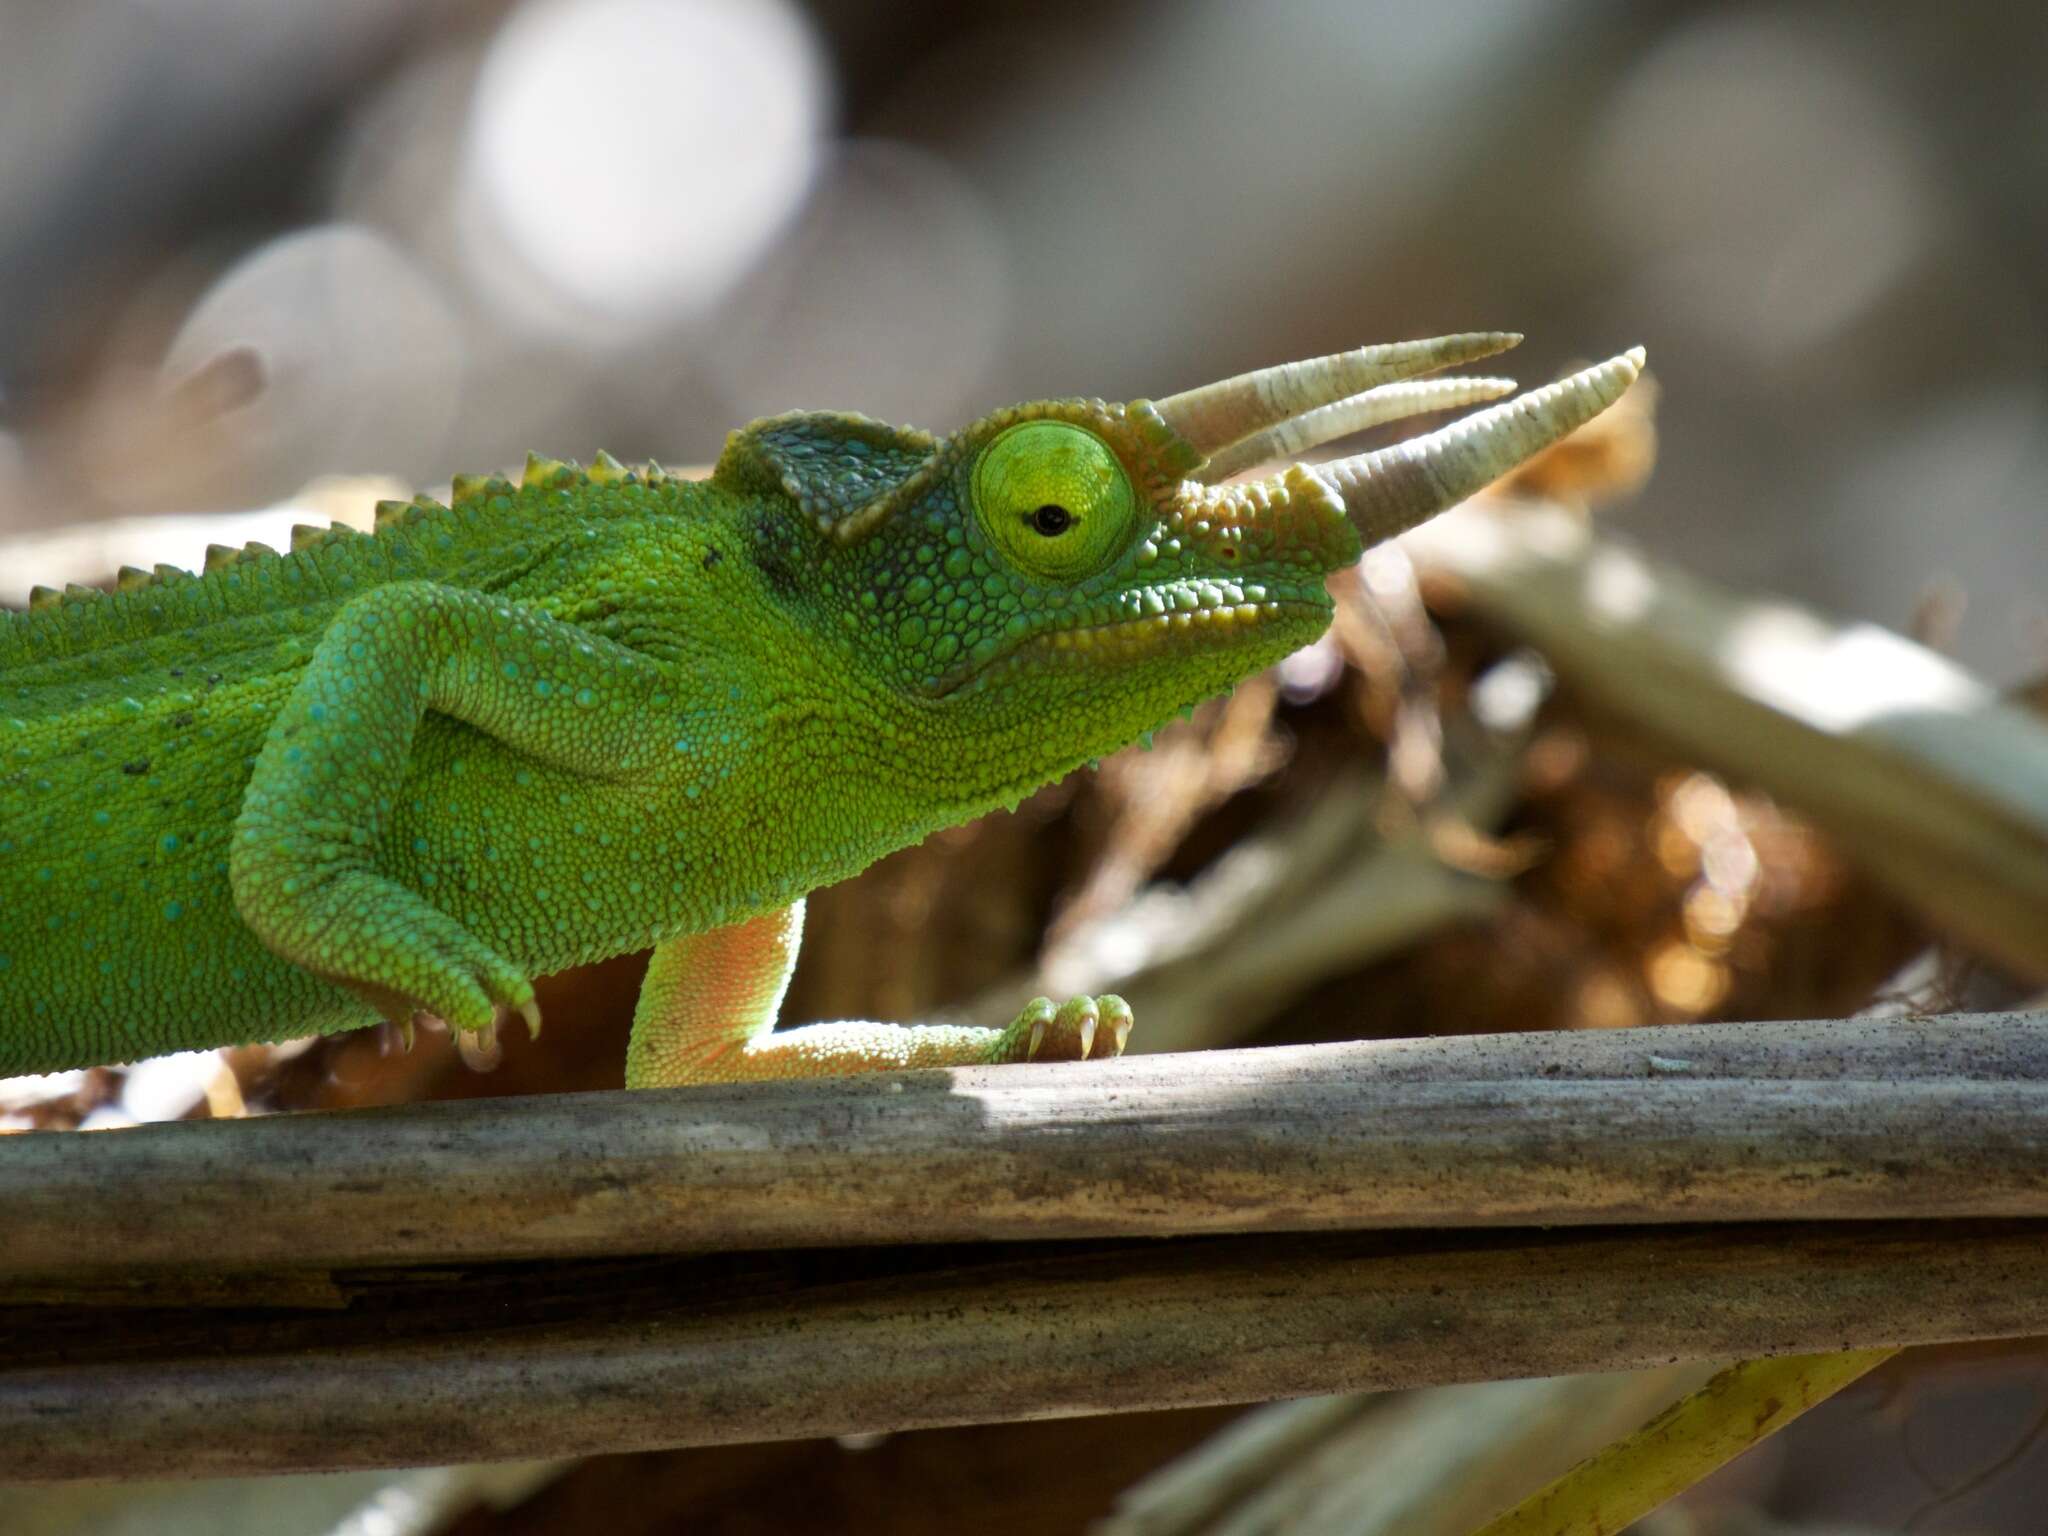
[1,396,1351,1081]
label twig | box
[1098,1367,1717,1536]
[1467,1349,1899,1536]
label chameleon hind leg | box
[624,898,1132,1088]
[230,579,676,1036]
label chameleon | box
[0,334,1642,1088]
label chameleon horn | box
[1152,332,1522,463]
[1306,348,1645,548]
[1195,374,1519,483]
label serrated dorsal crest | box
[116,565,152,592]
[523,452,570,489]
[28,585,60,611]
[588,450,628,485]
[203,544,239,573]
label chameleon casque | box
[1,335,1642,1088]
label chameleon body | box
[0,336,1641,1086]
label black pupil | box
[1031,503,1073,536]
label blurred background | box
[4,2,2046,1534]
[1,0,2044,681]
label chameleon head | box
[714,334,1643,799]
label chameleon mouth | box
[933,591,1328,696]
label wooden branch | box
[4,1013,2045,1277]
[5,1220,2045,1480]
[5,1014,2045,1480]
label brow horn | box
[1306,347,1646,547]
[1152,332,1522,463]
[1194,374,1519,483]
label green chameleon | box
[1,334,1641,1088]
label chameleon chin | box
[1,335,1642,1086]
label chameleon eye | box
[971,422,1137,582]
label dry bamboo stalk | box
[1404,503,2048,981]
[3,1220,2043,1481]
[3,1012,2045,1276]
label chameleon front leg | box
[625,898,1131,1088]
[230,579,674,1035]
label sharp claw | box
[1078,1009,1098,1059]
[475,1018,498,1054]
[1112,1018,1133,1055]
[397,1015,417,1053]
[1027,1019,1046,1060]
[519,998,543,1042]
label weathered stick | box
[3,1012,2045,1276]
[4,1221,2044,1481]
[1405,503,2048,981]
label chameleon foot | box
[465,1000,544,1052]
[1001,994,1133,1062]
[238,869,537,1039]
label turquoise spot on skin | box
[93,809,111,826]
[160,834,181,853]
[575,688,598,708]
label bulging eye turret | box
[971,422,1138,582]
